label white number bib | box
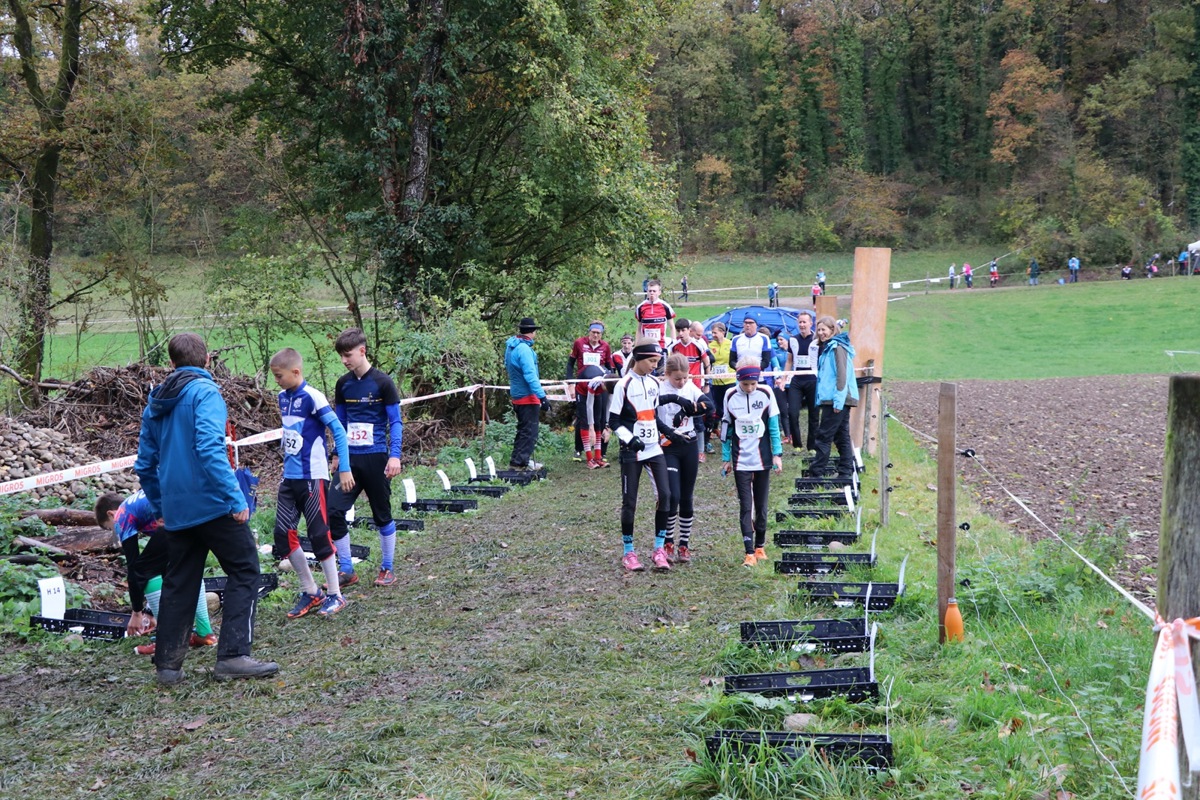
[794,355,810,370]
[736,418,765,441]
[347,422,374,445]
[582,352,602,367]
[282,430,302,456]
[712,365,730,374]
[634,420,658,443]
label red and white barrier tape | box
[0,455,137,497]
[1138,617,1200,798]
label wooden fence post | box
[1159,375,1200,797]
[937,382,957,644]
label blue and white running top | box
[333,367,403,458]
[278,382,351,481]
[112,490,161,543]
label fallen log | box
[19,508,98,527]
[13,536,70,556]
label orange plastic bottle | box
[944,598,964,642]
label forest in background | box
[1,0,1198,398]
[649,0,1197,258]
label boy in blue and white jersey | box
[270,348,355,619]
[327,328,404,588]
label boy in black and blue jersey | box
[271,348,355,619]
[327,328,405,588]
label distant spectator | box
[680,275,689,302]
[1028,258,1040,286]
[1179,250,1190,276]
[816,270,826,293]
[1068,255,1080,283]
[811,281,822,306]
[948,263,956,289]
[767,282,779,308]
[962,262,973,288]
[989,260,999,288]
[1121,264,1134,280]
[642,276,649,295]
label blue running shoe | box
[287,591,325,619]
[317,593,348,617]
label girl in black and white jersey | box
[720,357,783,567]
[657,354,711,564]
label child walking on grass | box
[721,358,783,567]
[270,348,355,619]
[658,354,711,563]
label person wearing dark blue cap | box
[505,317,547,471]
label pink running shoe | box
[651,547,672,572]
[622,551,645,572]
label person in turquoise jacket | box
[134,332,277,685]
[505,317,548,470]
[807,317,859,479]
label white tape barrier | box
[1136,619,1200,797]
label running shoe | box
[596,458,610,468]
[677,545,692,563]
[321,570,359,593]
[190,633,218,647]
[742,553,757,567]
[134,641,156,656]
[663,541,676,561]
[374,568,397,587]
[698,451,707,464]
[622,551,645,572]
[286,590,325,619]
[651,547,672,572]
[526,460,544,471]
[573,451,584,462]
[753,547,767,563]
[705,442,716,455]
[588,460,603,470]
[317,593,348,617]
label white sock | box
[288,548,319,595]
[320,556,340,597]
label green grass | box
[885,276,1200,380]
[0,418,1148,799]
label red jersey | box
[635,299,676,347]
[667,339,709,388]
[568,337,612,376]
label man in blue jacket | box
[505,317,548,471]
[135,332,278,685]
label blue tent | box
[700,305,814,340]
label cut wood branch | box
[0,364,72,391]
[19,508,98,526]
[13,536,70,556]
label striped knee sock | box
[144,575,162,617]
[679,516,694,548]
[334,535,354,573]
[379,522,397,571]
[664,514,678,545]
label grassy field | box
[0,418,1147,799]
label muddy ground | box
[886,375,1168,602]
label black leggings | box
[787,378,817,450]
[664,439,699,518]
[734,468,771,553]
[619,451,670,541]
[809,404,855,477]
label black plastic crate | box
[739,618,874,653]
[724,666,878,703]
[705,730,893,769]
[31,608,131,641]
[788,491,851,506]
[775,552,876,575]
[795,475,857,491]
[451,485,510,498]
[774,530,860,549]
[297,537,369,561]
[472,468,547,485]
[400,498,478,513]
[204,572,279,601]
[394,519,425,531]
[777,508,847,523]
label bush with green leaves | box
[0,560,89,639]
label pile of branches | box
[18,362,282,475]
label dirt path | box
[886,375,1168,602]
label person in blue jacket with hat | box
[505,316,548,471]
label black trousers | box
[771,385,790,440]
[664,439,699,518]
[734,469,771,552]
[809,404,855,477]
[510,402,540,467]
[155,515,261,670]
[327,452,393,540]
[787,377,817,450]
[619,451,670,538]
